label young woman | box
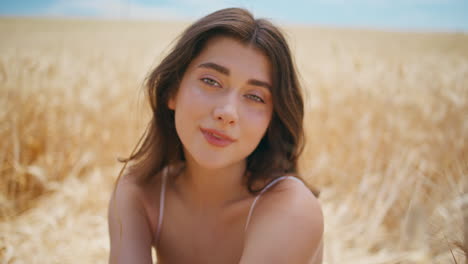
[108,7,323,264]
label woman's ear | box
[168,96,176,110]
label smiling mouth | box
[200,128,235,147]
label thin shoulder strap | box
[310,237,324,263]
[155,168,168,243]
[244,176,303,231]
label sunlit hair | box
[118,7,315,195]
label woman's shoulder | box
[108,169,166,239]
[252,176,323,226]
[112,169,162,208]
[108,171,164,263]
[241,176,323,263]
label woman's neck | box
[174,156,249,213]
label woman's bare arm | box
[108,179,154,264]
[240,179,324,264]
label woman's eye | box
[245,94,265,103]
[201,78,221,87]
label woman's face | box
[169,36,273,170]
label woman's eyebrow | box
[198,62,229,75]
[248,79,272,91]
[198,61,272,90]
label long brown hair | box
[118,7,313,195]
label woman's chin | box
[182,144,249,171]
[187,151,245,171]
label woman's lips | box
[200,128,235,147]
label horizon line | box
[1,14,467,35]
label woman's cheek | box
[242,106,271,131]
[187,84,213,104]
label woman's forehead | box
[189,36,272,83]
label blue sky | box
[1,0,467,32]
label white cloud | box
[42,0,261,20]
[43,0,188,20]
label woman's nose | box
[212,94,238,125]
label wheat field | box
[0,17,467,263]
